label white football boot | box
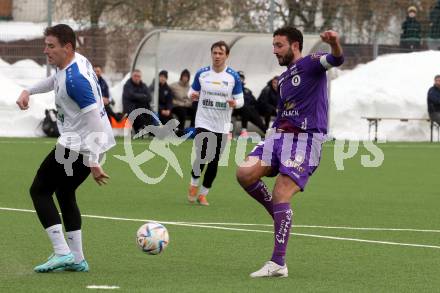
[250,261,288,278]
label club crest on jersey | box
[292,75,301,86]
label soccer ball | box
[136,222,169,255]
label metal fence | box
[0,0,439,84]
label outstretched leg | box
[236,156,274,217]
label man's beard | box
[278,48,294,66]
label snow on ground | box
[0,21,83,42]
[0,51,438,140]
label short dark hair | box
[211,41,230,55]
[435,75,440,80]
[273,26,303,52]
[44,24,76,50]
[159,70,168,78]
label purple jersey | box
[273,53,344,134]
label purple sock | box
[244,180,273,218]
[271,203,293,266]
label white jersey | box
[189,66,244,134]
[28,53,115,157]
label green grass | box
[0,137,439,292]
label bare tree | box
[229,0,436,43]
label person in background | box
[234,71,267,137]
[187,40,244,206]
[428,74,440,125]
[400,6,421,51]
[428,0,440,50]
[93,65,125,123]
[170,69,195,136]
[257,76,280,129]
[122,69,152,135]
[153,70,174,125]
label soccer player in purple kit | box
[236,27,344,278]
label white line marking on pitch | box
[86,285,119,290]
[4,207,438,233]
[1,206,439,250]
[181,222,440,233]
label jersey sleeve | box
[190,69,202,92]
[66,63,97,112]
[319,54,344,69]
[232,72,243,97]
[308,53,344,73]
[26,75,55,94]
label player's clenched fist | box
[320,30,339,45]
[16,90,30,110]
[190,92,199,101]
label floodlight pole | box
[269,0,275,33]
[152,32,161,114]
[373,34,379,60]
[46,0,52,77]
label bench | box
[361,117,440,142]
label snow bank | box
[329,51,439,141]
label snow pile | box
[329,51,439,141]
[0,22,47,42]
[0,67,53,137]
[0,58,124,137]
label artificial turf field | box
[0,137,439,292]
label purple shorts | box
[248,132,326,191]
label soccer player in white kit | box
[187,41,244,206]
[16,24,115,273]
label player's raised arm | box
[320,30,343,58]
[16,75,55,110]
[317,30,344,70]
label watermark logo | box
[333,138,385,170]
[52,107,387,183]
[114,108,191,184]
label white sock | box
[199,185,209,196]
[190,177,199,187]
[45,224,70,255]
[66,230,85,264]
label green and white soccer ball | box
[136,222,169,255]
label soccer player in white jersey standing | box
[187,41,244,206]
[16,24,115,273]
